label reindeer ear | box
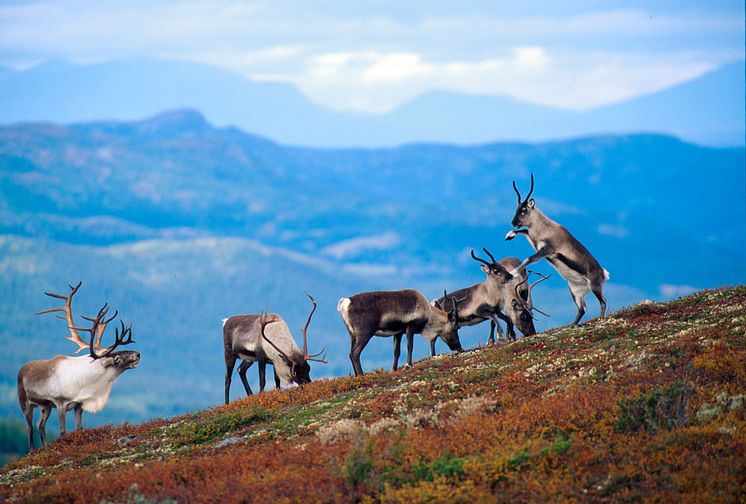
[528,198,535,208]
[480,264,489,273]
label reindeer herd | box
[17,174,608,452]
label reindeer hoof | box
[505,230,516,240]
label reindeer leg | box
[224,352,238,405]
[392,333,403,371]
[511,246,553,276]
[350,331,373,376]
[405,326,415,368]
[505,229,529,241]
[569,282,589,325]
[591,282,607,318]
[38,406,51,448]
[56,404,67,437]
[273,366,281,389]
[430,338,437,357]
[74,404,83,430]
[258,360,267,392]
[497,312,515,341]
[238,360,254,396]
[23,405,35,452]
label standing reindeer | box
[432,249,548,354]
[338,288,463,376]
[506,174,608,324]
[223,292,326,404]
[18,282,140,451]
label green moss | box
[506,447,529,470]
[538,433,572,457]
[344,441,374,486]
[171,407,271,447]
[616,382,691,434]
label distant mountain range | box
[0,112,743,425]
[0,58,743,147]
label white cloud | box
[597,224,630,239]
[0,2,741,112]
[659,284,698,299]
[321,232,400,260]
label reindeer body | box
[338,289,462,376]
[223,314,302,403]
[18,281,140,452]
[18,352,139,451]
[507,175,608,324]
[432,252,537,355]
[223,293,325,404]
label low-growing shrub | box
[616,382,691,433]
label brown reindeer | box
[223,292,326,404]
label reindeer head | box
[434,291,464,352]
[259,293,326,386]
[83,304,140,370]
[511,173,536,228]
[471,248,513,284]
[504,273,552,337]
[37,282,140,371]
[504,289,536,337]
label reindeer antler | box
[526,272,551,317]
[301,292,327,363]
[36,281,91,353]
[84,305,134,359]
[471,249,491,266]
[81,303,118,350]
[259,313,293,364]
[514,273,551,319]
[512,173,535,204]
[482,247,497,263]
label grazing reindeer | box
[506,174,609,324]
[18,282,140,451]
[338,289,463,376]
[432,249,544,354]
[223,292,326,404]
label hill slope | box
[2,287,744,502]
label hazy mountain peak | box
[137,108,210,136]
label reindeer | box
[506,174,609,324]
[338,289,463,376]
[431,249,548,354]
[223,292,326,404]
[17,282,140,452]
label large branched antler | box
[514,272,551,319]
[82,305,134,359]
[301,292,327,363]
[259,313,293,364]
[36,281,91,353]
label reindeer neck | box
[526,207,558,239]
[423,306,449,339]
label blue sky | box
[0,1,743,112]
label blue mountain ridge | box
[0,58,742,147]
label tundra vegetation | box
[1,287,744,502]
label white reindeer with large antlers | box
[17,282,140,452]
[223,292,327,404]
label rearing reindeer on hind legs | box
[505,174,609,325]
